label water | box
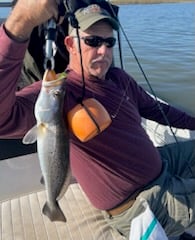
[114,2,195,115]
[0,2,195,114]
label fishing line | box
[116,30,124,70]
[108,0,195,186]
[108,2,194,177]
[107,1,179,146]
[64,0,86,103]
[55,0,179,145]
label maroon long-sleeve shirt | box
[1,25,195,210]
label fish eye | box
[51,89,61,97]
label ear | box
[64,36,76,54]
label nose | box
[97,44,109,54]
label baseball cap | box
[69,4,119,33]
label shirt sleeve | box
[111,67,195,131]
[133,77,195,130]
[0,24,40,138]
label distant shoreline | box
[111,0,194,4]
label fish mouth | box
[43,73,65,87]
[38,107,51,112]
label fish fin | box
[22,125,38,144]
[40,176,45,185]
[42,201,66,222]
[57,167,71,200]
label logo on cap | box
[83,4,102,15]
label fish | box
[23,70,70,222]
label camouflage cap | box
[69,4,119,33]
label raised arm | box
[0,0,59,138]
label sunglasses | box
[74,36,116,48]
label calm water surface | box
[114,2,195,114]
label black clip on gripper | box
[44,19,56,70]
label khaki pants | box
[103,140,195,239]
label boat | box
[1,116,195,240]
[0,1,195,240]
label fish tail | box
[42,201,66,222]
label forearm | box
[143,100,195,130]
[4,10,34,42]
[161,103,195,130]
[0,24,29,138]
[0,24,28,109]
[137,85,195,130]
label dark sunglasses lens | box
[84,36,116,48]
[106,37,116,48]
[84,37,101,47]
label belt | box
[106,190,140,217]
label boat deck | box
[0,153,124,240]
[1,120,195,239]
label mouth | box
[92,60,109,68]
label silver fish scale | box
[36,78,70,222]
[23,76,70,222]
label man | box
[0,0,195,238]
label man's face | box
[67,21,115,79]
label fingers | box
[13,0,59,26]
[5,0,61,41]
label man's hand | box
[5,0,59,41]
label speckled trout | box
[23,70,70,222]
